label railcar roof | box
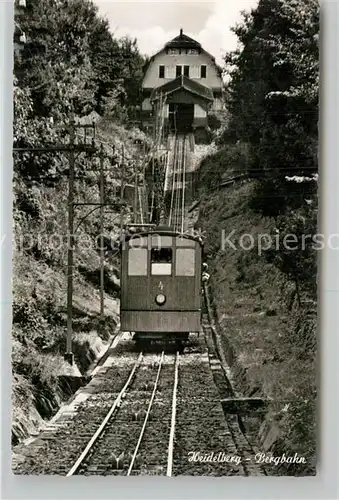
[122,229,204,245]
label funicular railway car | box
[120,226,203,348]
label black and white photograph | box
[11,0,318,477]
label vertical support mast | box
[133,157,139,223]
[120,144,125,233]
[99,144,105,320]
[66,115,75,365]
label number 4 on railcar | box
[120,227,203,347]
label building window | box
[184,65,189,77]
[187,48,198,55]
[190,65,200,78]
[159,65,165,78]
[201,65,207,78]
[176,65,182,77]
[165,66,175,78]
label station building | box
[141,29,224,136]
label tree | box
[15,0,146,121]
[224,0,319,216]
[13,0,146,184]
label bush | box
[196,144,249,194]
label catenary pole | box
[99,145,105,320]
[65,114,75,365]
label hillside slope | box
[12,118,147,445]
[197,182,316,475]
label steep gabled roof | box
[142,29,223,80]
[165,29,201,50]
[150,74,214,102]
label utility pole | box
[133,159,139,223]
[65,118,96,365]
[65,115,75,365]
[120,144,125,233]
[99,144,105,321]
[13,116,96,366]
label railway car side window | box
[175,248,195,276]
[128,248,148,276]
[151,248,172,275]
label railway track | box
[13,328,266,476]
[67,349,181,476]
[13,134,266,478]
[167,134,188,233]
[66,351,144,476]
[13,339,182,476]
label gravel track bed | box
[130,359,175,476]
[13,331,266,477]
[12,340,140,475]
[79,353,175,476]
[173,344,246,476]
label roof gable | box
[150,75,214,102]
[142,29,223,79]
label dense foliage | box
[224,0,319,189]
[15,0,145,120]
[196,0,318,472]
[13,0,147,211]
[12,0,146,441]
[216,0,319,299]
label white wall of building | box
[143,49,222,90]
[194,104,207,118]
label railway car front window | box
[151,248,172,275]
[176,248,195,276]
[128,248,148,276]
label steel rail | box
[168,136,178,226]
[175,137,180,231]
[173,136,182,231]
[177,136,185,232]
[166,351,180,476]
[181,136,186,234]
[173,135,180,228]
[66,352,143,476]
[126,351,165,476]
[175,135,182,230]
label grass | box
[197,182,317,474]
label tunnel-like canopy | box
[150,75,214,104]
